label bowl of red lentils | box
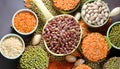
[12,9,38,35]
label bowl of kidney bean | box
[81,0,110,28]
[43,14,82,56]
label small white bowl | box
[12,9,38,35]
[0,34,25,59]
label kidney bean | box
[43,15,81,54]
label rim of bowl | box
[0,34,25,59]
[42,14,82,56]
[107,21,120,50]
[81,0,110,28]
[12,9,38,35]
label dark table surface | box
[0,0,120,69]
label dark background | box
[0,0,120,69]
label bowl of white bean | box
[81,0,110,28]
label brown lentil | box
[43,15,81,54]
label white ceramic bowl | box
[12,9,38,35]
[0,34,25,59]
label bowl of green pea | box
[107,21,120,50]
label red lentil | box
[14,11,36,33]
[81,33,108,62]
[75,64,92,69]
[52,0,80,11]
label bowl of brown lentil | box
[12,9,38,35]
[107,21,120,50]
[0,34,25,59]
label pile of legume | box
[109,24,120,48]
[43,15,81,54]
[82,0,109,26]
[81,33,108,62]
[52,0,80,11]
[14,11,36,33]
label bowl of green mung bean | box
[107,21,120,50]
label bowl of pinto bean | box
[43,14,82,56]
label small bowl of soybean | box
[12,9,38,35]
[107,21,120,50]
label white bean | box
[97,2,102,7]
[90,13,94,16]
[89,16,95,21]
[101,11,105,16]
[32,34,41,45]
[88,6,92,10]
[105,12,109,17]
[88,10,93,14]
[98,14,103,18]
[95,17,100,22]
[86,14,90,18]
[94,9,99,13]
[85,9,89,13]
[74,59,85,67]
[93,5,98,9]
[99,7,102,12]
[93,13,98,18]
[65,55,77,63]
[83,4,87,10]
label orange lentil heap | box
[52,0,80,11]
[75,64,92,69]
[14,11,36,33]
[81,33,108,62]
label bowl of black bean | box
[107,21,120,50]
